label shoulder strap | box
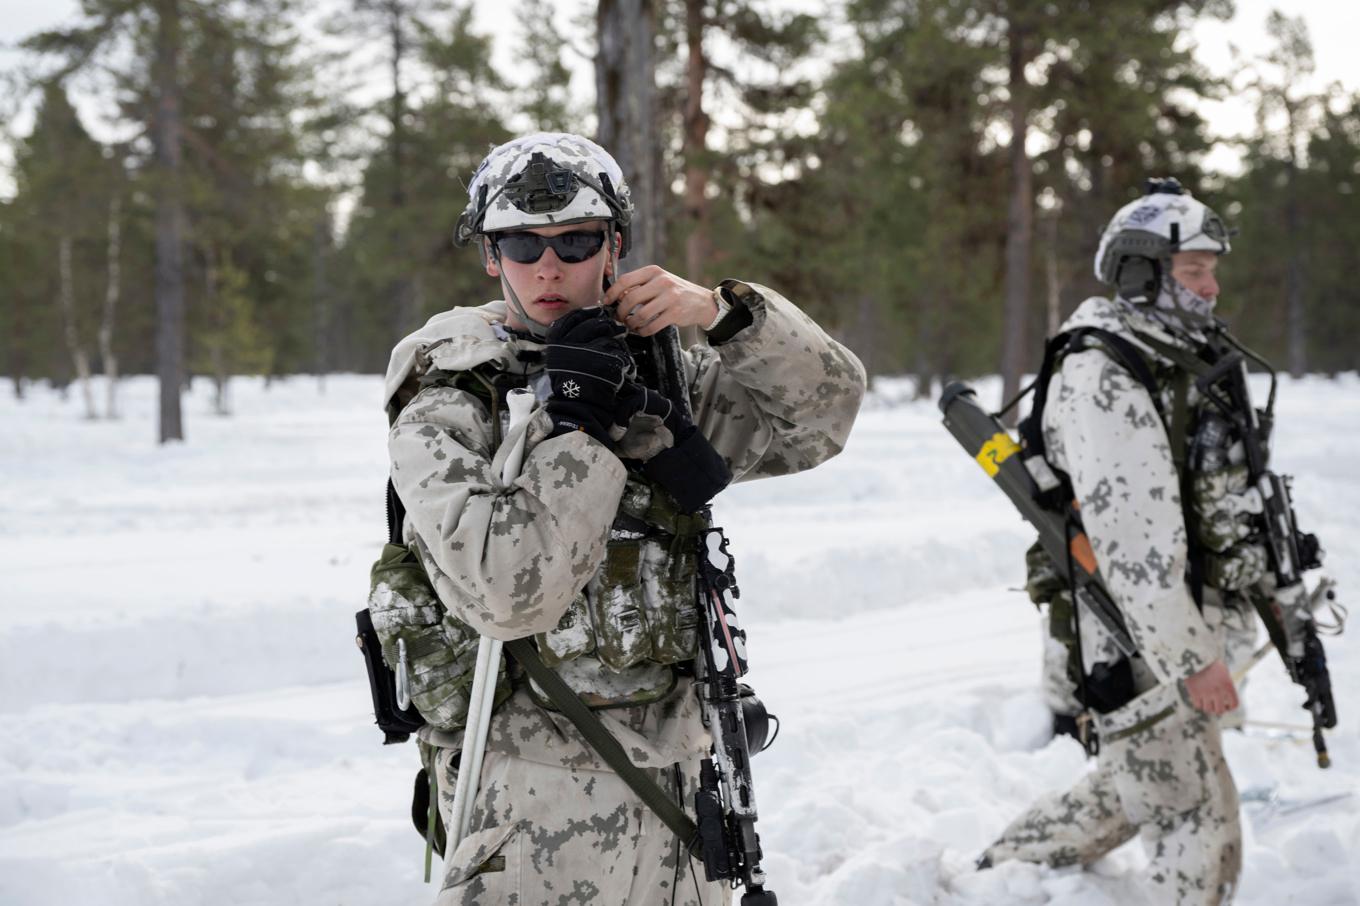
[1129,329,1216,379]
[503,637,702,855]
[1020,326,1163,460]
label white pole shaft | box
[448,388,537,854]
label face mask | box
[1150,273,1216,334]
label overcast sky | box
[2,0,1358,187]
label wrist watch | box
[704,286,732,332]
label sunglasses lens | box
[553,231,606,262]
[496,233,547,264]
[495,231,606,264]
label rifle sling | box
[503,637,702,855]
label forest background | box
[2,0,1358,442]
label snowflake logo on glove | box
[561,379,582,399]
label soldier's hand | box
[543,307,632,446]
[1185,659,1239,716]
[603,265,717,336]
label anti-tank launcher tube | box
[938,382,1138,660]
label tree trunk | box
[388,3,416,342]
[153,0,187,442]
[313,210,331,393]
[1044,209,1061,338]
[1284,101,1306,377]
[57,235,98,419]
[852,292,877,379]
[682,0,710,289]
[203,246,230,416]
[998,17,1033,423]
[4,238,25,399]
[914,293,941,401]
[100,192,122,419]
[596,0,661,271]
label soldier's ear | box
[483,238,499,278]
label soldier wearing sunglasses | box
[380,132,866,905]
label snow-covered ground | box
[2,373,1357,906]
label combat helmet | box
[1094,178,1231,304]
[454,133,633,335]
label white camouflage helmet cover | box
[456,132,632,246]
[1094,187,1231,283]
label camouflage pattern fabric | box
[431,747,728,906]
[1192,463,1269,591]
[983,681,1241,905]
[987,295,1243,903]
[466,132,630,235]
[383,282,865,901]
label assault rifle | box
[633,325,779,905]
[1195,341,1340,768]
[692,527,777,904]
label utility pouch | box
[355,605,424,743]
[1083,656,1138,714]
[367,541,512,734]
[641,538,701,664]
[590,538,652,671]
[536,590,596,666]
[1024,540,1066,608]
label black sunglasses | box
[493,230,607,264]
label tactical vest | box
[367,359,704,737]
[1022,319,1266,711]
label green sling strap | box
[503,637,703,855]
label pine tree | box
[9,83,115,419]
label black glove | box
[544,307,633,446]
[613,382,731,512]
[613,382,685,437]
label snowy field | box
[2,372,1357,906]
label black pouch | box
[355,608,425,743]
[1083,656,1138,715]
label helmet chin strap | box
[490,243,552,340]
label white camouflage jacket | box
[1042,296,1223,685]
[383,282,866,768]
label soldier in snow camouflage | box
[981,183,1271,905]
[382,132,865,905]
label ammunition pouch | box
[367,542,512,732]
[531,474,704,710]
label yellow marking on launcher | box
[976,433,1021,477]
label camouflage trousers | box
[432,747,730,906]
[984,681,1241,905]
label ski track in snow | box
[1,373,1357,905]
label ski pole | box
[448,387,537,854]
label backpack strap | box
[1021,326,1165,460]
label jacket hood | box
[383,300,526,410]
